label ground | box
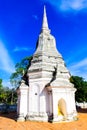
[0,109,87,130]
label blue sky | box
[0,0,87,87]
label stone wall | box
[76,102,87,108]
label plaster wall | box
[18,87,28,117]
[52,87,76,121]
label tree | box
[10,56,32,87]
[0,79,4,103]
[0,87,17,104]
[0,79,3,88]
[70,76,87,102]
[0,78,17,104]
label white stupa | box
[17,6,77,122]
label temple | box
[17,6,77,122]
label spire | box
[42,6,50,33]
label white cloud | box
[60,0,87,11]
[69,58,87,69]
[0,41,15,73]
[41,0,87,11]
[68,58,87,80]
[13,46,32,52]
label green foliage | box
[10,56,32,87]
[70,76,87,102]
[0,78,17,105]
[0,79,3,88]
[0,87,17,104]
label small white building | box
[17,6,77,122]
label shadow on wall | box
[0,104,17,120]
[76,107,87,113]
[0,104,17,113]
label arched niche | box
[58,98,67,118]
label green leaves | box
[10,56,32,87]
[0,79,3,88]
[70,76,87,102]
[0,87,17,104]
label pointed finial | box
[41,6,50,33]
